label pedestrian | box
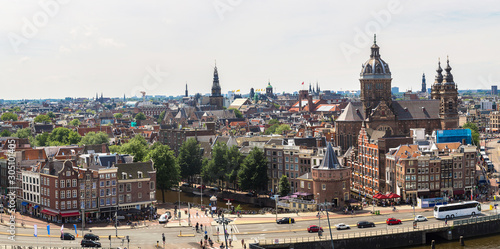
[201,224,203,231]
[241,239,244,247]
[445,218,448,226]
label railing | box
[259,212,500,246]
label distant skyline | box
[2,1,500,100]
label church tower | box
[185,83,188,97]
[438,57,459,129]
[209,64,224,109]
[359,35,392,117]
[421,73,426,93]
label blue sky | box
[1,0,500,99]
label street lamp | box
[178,190,182,226]
[215,214,232,249]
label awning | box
[60,211,80,217]
[41,209,59,216]
[21,202,28,206]
[34,205,39,209]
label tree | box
[463,122,480,145]
[201,143,227,188]
[34,115,51,123]
[47,112,56,119]
[177,138,203,181]
[109,144,121,154]
[157,111,166,123]
[114,113,123,119]
[79,132,109,145]
[0,130,11,137]
[238,147,268,192]
[145,144,180,203]
[225,145,243,189]
[229,108,243,118]
[264,124,279,135]
[1,112,17,121]
[69,119,81,126]
[48,127,81,145]
[269,119,279,125]
[135,112,146,121]
[13,128,31,138]
[120,135,149,162]
[35,132,50,146]
[275,124,290,135]
[279,175,291,196]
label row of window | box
[22,176,39,185]
[55,179,77,188]
[55,190,77,199]
[55,200,78,210]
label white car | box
[414,215,428,222]
[158,213,169,224]
[335,223,350,230]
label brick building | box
[116,161,156,212]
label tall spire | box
[443,56,454,84]
[370,34,380,58]
[185,82,188,97]
[374,34,376,44]
[434,58,443,84]
[211,62,221,97]
[421,73,426,93]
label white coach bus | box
[434,201,481,219]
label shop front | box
[60,210,80,223]
[41,208,59,222]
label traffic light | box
[109,235,111,240]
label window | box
[106,189,110,196]
[54,180,57,188]
[106,174,110,179]
[112,197,116,205]
[100,198,104,206]
[73,190,77,198]
[67,190,70,198]
[308,183,311,189]
[119,184,124,192]
[126,194,131,202]
[61,191,65,199]
[138,182,142,188]
[66,171,70,177]
[72,179,77,187]
[55,201,58,209]
[322,184,326,190]
[295,158,298,163]
[119,195,124,203]
[150,182,155,190]
[138,192,142,199]
[100,189,104,197]
[92,200,97,208]
[73,200,77,209]
[126,183,131,192]
[66,179,70,188]
[138,172,143,178]
[112,180,116,186]
[112,188,116,196]
[100,181,104,187]
[106,181,110,187]
[106,198,110,205]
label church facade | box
[335,38,459,153]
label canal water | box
[156,189,262,211]
[402,233,500,249]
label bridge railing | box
[259,213,500,246]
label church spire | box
[443,56,454,84]
[434,58,443,84]
[211,62,221,97]
[185,83,188,97]
[421,73,426,93]
[370,34,380,58]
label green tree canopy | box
[13,128,31,138]
[34,115,51,123]
[47,127,81,145]
[79,132,109,145]
[463,122,480,145]
[1,112,18,121]
[275,124,291,135]
[238,147,268,192]
[145,144,180,203]
[177,138,203,181]
[0,130,11,137]
[279,175,291,196]
[119,135,149,162]
[135,112,146,121]
[264,124,279,135]
[69,119,81,126]
[114,113,123,119]
[201,142,227,188]
[47,112,56,119]
[157,111,166,123]
[229,108,243,118]
[35,132,50,146]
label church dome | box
[360,35,391,79]
[266,82,273,89]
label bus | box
[434,201,481,219]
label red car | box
[386,218,402,225]
[307,225,323,233]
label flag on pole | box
[47,225,50,237]
[74,224,78,237]
[301,82,304,85]
[34,224,37,237]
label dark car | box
[81,239,102,248]
[84,233,100,241]
[61,232,75,240]
[277,217,295,224]
[386,218,402,225]
[307,225,323,233]
[357,221,375,228]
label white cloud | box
[98,38,125,48]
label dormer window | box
[138,171,143,179]
[122,172,127,180]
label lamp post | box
[216,214,231,249]
[178,190,181,226]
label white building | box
[21,169,40,216]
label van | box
[158,213,169,224]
